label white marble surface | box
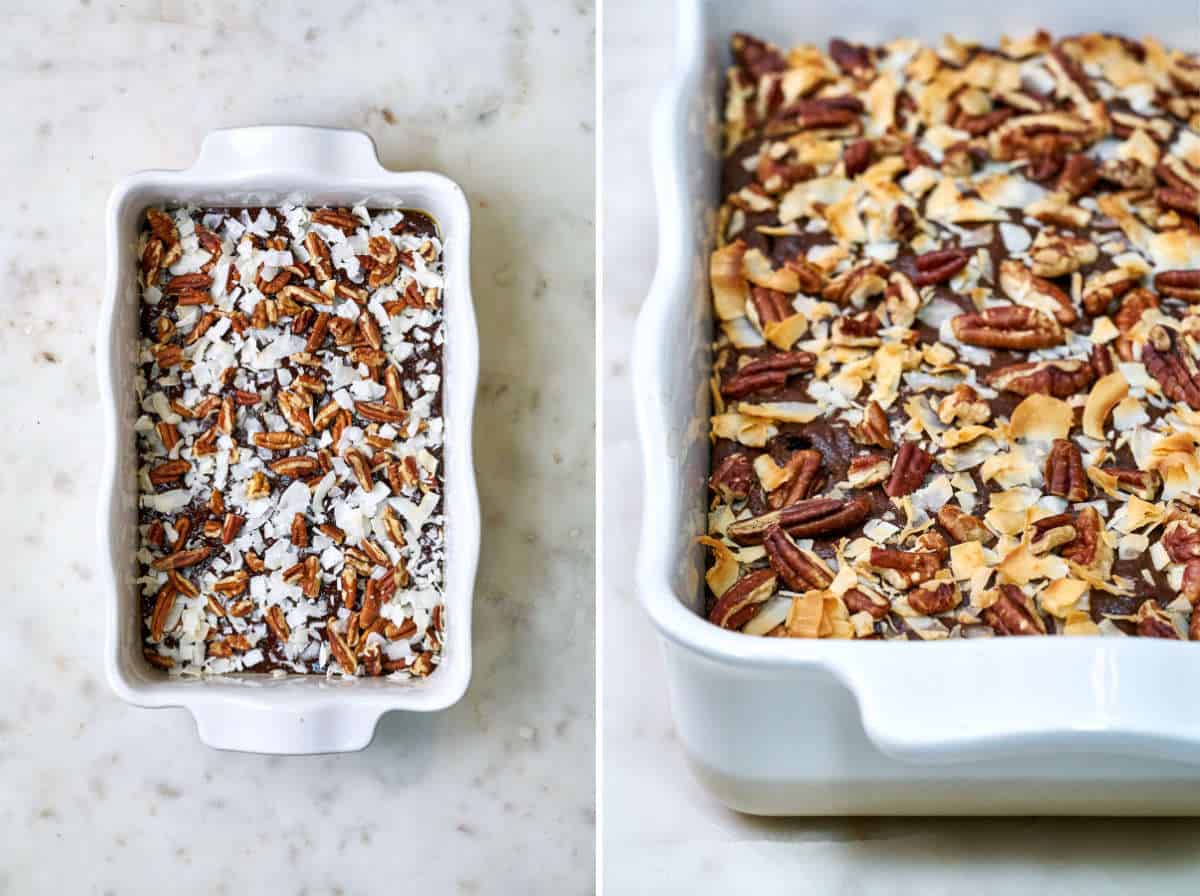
[0,2,594,892]
[600,2,1200,892]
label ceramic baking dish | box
[98,126,480,754]
[634,0,1200,813]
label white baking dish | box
[634,0,1200,813]
[98,126,480,754]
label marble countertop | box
[0,1,594,892]
[600,1,1200,892]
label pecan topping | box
[1096,467,1161,500]
[849,400,893,449]
[1155,269,1200,303]
[151,546,211,571]
[731,32,786,78]
[842,139,872,177]
[1044,439,1089,502]
[846,454,890,489]
[1056,153,1099,199]
[937,505,994,545]
[1135,600,1180,639]
[983,585,1045,636]
[986,359,1094,398]
[868,547,940,590]
[709,453,754,503]
[913,248,969,287]
[708,569,777,630]
[999,258,1077,324]
[720,351,816,398]
[884,441,933,498]
[828,37,872,77]
[950,305,1064,350]
[909,580,961,616]
[749,287,792,326]
[1028,228,1097,279]
[1142,325,1200,409]
[770,449,822,508]
[763,526,835,591]
[843,586,890,620]
[1081,268,1138,317]
[728,496,871,545]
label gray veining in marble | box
[0,2,594,893]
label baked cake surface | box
[704,31,1200,639]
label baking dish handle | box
[829,643,1200,764]
[188,125,388,178]
[190,702,384,755]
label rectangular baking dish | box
[633,0,1200,813]
[99,126,480,754]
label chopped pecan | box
[983,585,1045,635]
[828,37,872,77]
[1099,158,1156,190]
[327,621,358,674]
[1090,343,1115,379]
[822,261,888,306]
[1096,467,1161,500]
[1081,268,1138,317]
[1142,325,1200,409]
[1135,600,1180,639]
[764,526,835,591]
[771,449,822,508]
[311,208,362,233]
[937,384,991,424]
[355,401,408,425]
[148,459,190,485]
[843,139,872,177]
[727,496,871,545]
[846,454,890,489]
[212,570,249,596]
[220,513,245,544]
[913,248,970,287]
[1158,186,1200,218]
[999,259,1077,324]
[1044,439,1089,502]
[251,431,307,450]
[1181,561,1200,605]
[849,400,893,449]
[709,453,754,503]
[867,547,940,590]
[986,358,1094,399]
[731,32,786,78]
[1029,513,1078,555]
[749,287,792,326]
[884,441,933,498]
[1155,270,1200,304]
[1056,153,1099,199]
[1028,228,1097,279]
[843,586,890,620]
[950,305,1064,350]
[148,584,177,641]
[708,569,777,630]
[831,312,881,347]
[1061,506,1112,578]
[720,351,816,398]
[937,505,994,545]
[1163,519,1200,565]
[909,580,961,616]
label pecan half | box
[708,569,777,630]
[1044,439,1089,502]
[151,546,211,571]
[1155,270,1200,303]
[986,358,1094,398]
[846,454,890,489]
[983,585,1045,635]
[1061,507,1112,578]
[1142,325,1200,409]
[867,547,940,590]
[843,139,872,177]
[937,505,994,544]
[731,32,786,78]
[1029,513,1078,555]
[764,526,834,591]
[937,384,991,425]
[913,248,970,287]
[950,305,1064,349]
[1182,560,1200,605]
[251,431,307,450]
[268,455,320,478]
[909,580,961,615]
[709,453,754,503]
[822,261,888,306]
[1163,519,1200,565]
[828,37,872,77]
[844,586,890,620]
[850,400,893,449]
[749,287,792,326]
[728,496,871,545]
[721,351,817,398]
[884,441,933,498]
[1028,229,1097,279]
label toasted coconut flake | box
[763,313,808,349]
[698,535,740,597]
[1007,393,1074,442]
[1082,371,1129,440]
[743,247,800,292]
[710,412,778,447]
[737,401,823,424]
[711,242,749,321]
[1041,578,1089,617]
